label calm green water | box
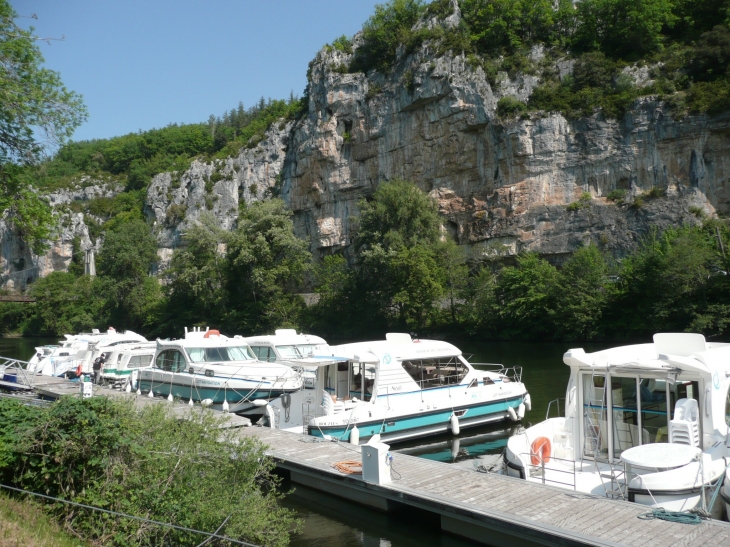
[0,336,610,546]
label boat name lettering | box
[389,385,403,392]
[196,380,221,386]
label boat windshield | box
[276,344,317,359]
[186,346,256,362]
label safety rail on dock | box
[0,356,35,390]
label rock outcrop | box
[279,39,725,261]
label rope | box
[0,483,261,546]
[332,460,362,474]
[637,508,705,525]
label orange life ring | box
[530,436,551,466]
[203,329,221,338]
[76,362,82,377]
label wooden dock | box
[238,426,730,547]
[30,376,252,427]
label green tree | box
[355,179,450,331]
[0,1,87,251]
[224,199,311,333]
[304,254,357,336]
[23,272,104,335]
[162,214,228,334]
[552,244,612,340]
[97,219,160,331]
[494,253,559,338]
[460,0,557,54]
[349,0,426,73]
[573,0,677,59]
[607,226,721,336]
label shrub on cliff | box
[0,396,298,547]
[349,0,427,73]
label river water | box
[1,336,610,546]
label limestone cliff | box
[279,37,724,261]
[3,12,730,287]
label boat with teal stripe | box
[264,333,531,444]
[137,327,303,413]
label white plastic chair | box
[669,398,700,446]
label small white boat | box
[101,342,156,385]
[264,333,530,444]
[244,329,330,377]
[505,333,729,518]
[29,328,148,377]
[137,328,303,413]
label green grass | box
[0,493,89,547]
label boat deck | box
[238,426,730,547]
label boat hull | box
[309,396,524,443]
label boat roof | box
[158,332,251,349]
[330,334,462,364]
[244,329,327,346]
[564,333,730,376]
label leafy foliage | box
[349,0,427,73]
[0,1,87,164]
[0,397,298,547]
[0,1,87,252]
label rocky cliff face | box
[279,38,725,262]
[1,182,118,290]
[4,13,730,288]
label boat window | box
[155,350,187,372]
[402,357,467,390]
[251,346,276,362]
[275,345,317,359]
[185,346,256,362]
[128,354,152,368]
[483,377,494,386]
[612,377,643,454]
[726,384,730,426]
[117,353,124,364]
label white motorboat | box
[137,327,303,413]
[100,342,156,385]
[505,333,730,518]
[264,333,530,444]
[244,329,330,378]
[28,328,148,377]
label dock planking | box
[238,426,730,547]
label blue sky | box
[12,1,380,142]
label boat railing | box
[473,363,523,383]
[545,397,566,420]
[520,451,576,490]
[0,356,35,389]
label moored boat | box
[137,327,303,413]
[264,333,530,444]
[505,333,730,519]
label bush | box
[606,189,627,202]
[567,192,592,211]
[349,0,426,73]
[331,34,353,54]
[0,397,298,547]
[645,186,666,198]
[497,96,528,117]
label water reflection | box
[281,481,477,547]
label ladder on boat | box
[583,368,626,500]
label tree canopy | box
[0,1,87,251]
